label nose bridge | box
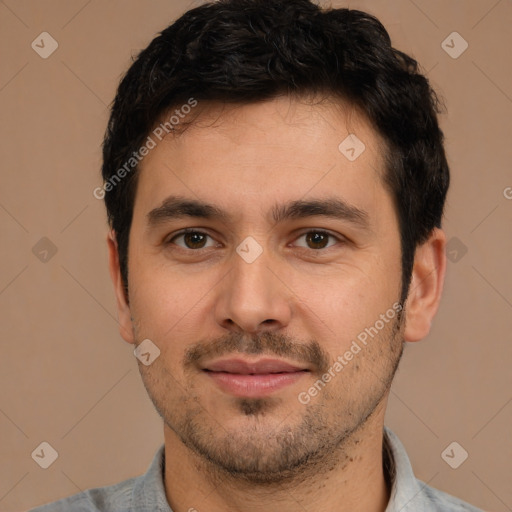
[233,245,273,299]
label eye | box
[166,229,343,252]
[167,229,217,250]
[293,230,341,250]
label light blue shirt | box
[29,427,483,511]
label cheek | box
[128,258,220,348]
[289,263,398,353]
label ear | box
[403,228,447,342]
[107,230,135,344]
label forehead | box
[133,95,390,225]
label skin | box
[107,95,446,512]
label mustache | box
[183,331,330,374]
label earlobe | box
[107,230,135,344]
[403,228,447,343]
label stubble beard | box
[136,308,405,487]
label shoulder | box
[28,444,168,512]
[413,480,485,511]
[27,475,138,512]
[383,427,484,512]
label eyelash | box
[166,228,344,251]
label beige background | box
[0,0,511,511]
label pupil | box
[185,232,205,248]
[308,232,327,249]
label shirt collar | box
[384,426,427,511]
[132,443,173,511]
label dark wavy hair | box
[102,0,449,305]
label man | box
[31,0,483,510]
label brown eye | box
[295,230,339,250]
[169,230,214,250]
[306,232,329,249]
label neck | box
[163,406,391,512]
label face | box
[118,96,406,483]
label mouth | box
[202,357,310,397]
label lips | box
[203,358,307,374]
[202,358,309,397]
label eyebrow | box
[146,195,370,230]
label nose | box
[214,245,292,335]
